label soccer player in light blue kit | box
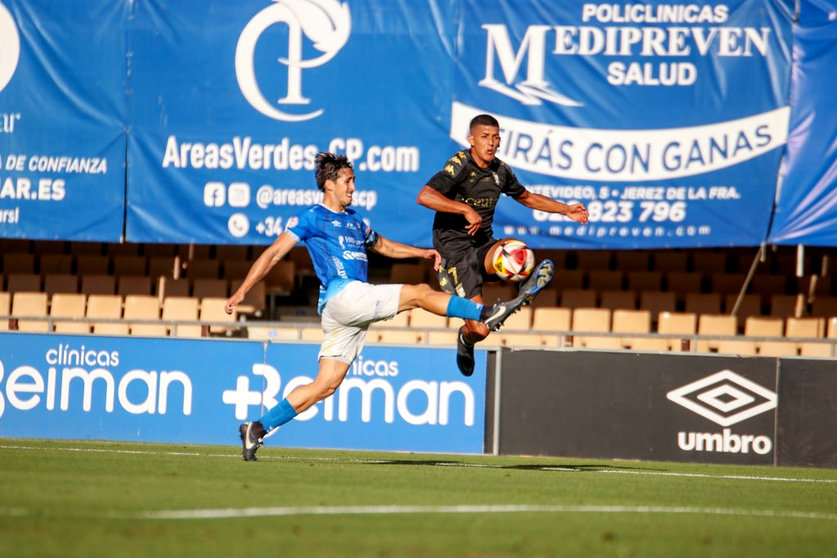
[226,152,550,461]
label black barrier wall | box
[495,350,830,467]
[776,359,837,468]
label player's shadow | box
[363,459,666,473]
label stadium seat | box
[615,251,650,272]
[0,292,11,331]
[785,317,825,340]
[229,279,266,316]
[716,339,758,356]
[612,309,652,349]
[692,251,728,273]
[530,288,558,307]
[86,294,127,335]
[575,250,612,270]
[497,332,547,347]
[799,342,834,358]
[725,293,762,329]
[665,271,703,303]
[51,293,89,334]
[657,311,697,351]
[639,291,676,322]
[685,293,722,315]
[811,296,837,317]
[532,307,571,332]
[124,294,165,336]
[12,292,49,332]
[374,329,424,344]
[696,314,737,353]
[757,340,798,357]
[215,245,250,261]
[112,255,147,276]
[551,269,585,290]
[626,271,662,292]
[6,273,42,293]
[409,309,448,329]
[571,308,612,348]
[159,277,190,298]
[44,273,79,294]
[769,294,804,318]
[710,273,747,295]
[652,250,688,273]
[481,283,515,304]
[148,255,181,279]
[560,288,597,309]
[389,263,425,284]
[161,296,201,337]
[118,275,153,296]
[587,270,623,291]
[186,258,220,279]
[39,253,74,274]
[2,253,36,274]
[599,290,636,310]
[199,297,236,335]
[76,254,110,275]
[426,330,458,346]
[192,278,229,300]
[500,307,532,330]
[81,274,116,295]
[221,259,253,281]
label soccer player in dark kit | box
[417,113,589,376]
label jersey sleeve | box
[284,208,316,242]
[426,151,470,197]
[500,162,526,199]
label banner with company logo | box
[0,1,127,241]
[0,333,486,454]
[451,0,794,248]
[125,0,456,246]
[767,0,837,246]
[498,350,778,465]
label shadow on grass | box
[360,459,666,473]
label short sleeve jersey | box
[426,150,526,248]
[285,204,379,313]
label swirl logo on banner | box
[0,2,20,93]
[236,0,351,122]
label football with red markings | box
[492,239,535,282]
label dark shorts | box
[433,232,498,300]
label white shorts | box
[319,281,403,363]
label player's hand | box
[566,203,589,224]
[225,292,244,314]
[463,207,482,235]
[421,249,442,271]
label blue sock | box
[446,296,483,321]
[260,398,298,431]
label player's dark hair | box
[315,152,353,191]
[469,113,499,131]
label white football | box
[492,239,535,282]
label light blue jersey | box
[285,204,379,313]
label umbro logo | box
[666,370,777,427]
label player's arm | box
[416,185,482,235]
[225,232,298,314]
[514,189,589,224]
[370,234,442,271]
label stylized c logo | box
[235,0,350,122]
[0,2,20,93]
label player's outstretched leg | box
[239,421,266,461]
[482,259,554,331]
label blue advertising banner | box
[126,0,456,246]
[0,333,487,454]
[450,0,794,248]
[0,1,127,241]
[768,0,837,246]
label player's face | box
[328,167,356,208]
[468,124,501,167]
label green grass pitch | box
[1,439,835,558]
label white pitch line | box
[1,443,836,485]
[137,504,837,521]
